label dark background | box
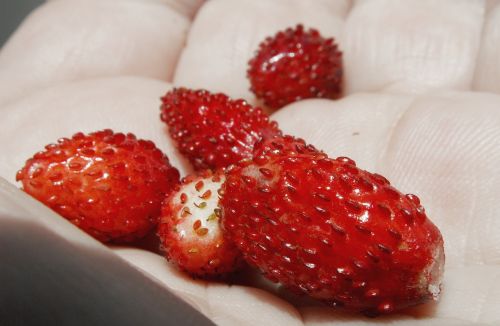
[0,0,43,46]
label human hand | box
[1,0,499,325]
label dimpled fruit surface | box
[222,152,444,315]
[248,24,342,109]
[16,129,180,243]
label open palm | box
[1,0,499,325]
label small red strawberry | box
[158,171,242,278]
[248,24,343,109]
[221,152,444,314]
[160,88,281,171]
[16,129,180,243]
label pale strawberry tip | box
[158,171,243,278]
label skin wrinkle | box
[468,268,500,324]
[481,178,499,265]
[474,275,491,323]
[51,0,203,19]
[374,96,415,175]
[479,174,500,266]
[461,123,485,266]
[471,1,493,90]
[344,0,487,95]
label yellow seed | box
[195,202,207,209]
[206,213,217,222]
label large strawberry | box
[248,24,343,109]
[221,150,444,314]
[158,171,242,278]
[160,88,280,171]
[16,129,180,243]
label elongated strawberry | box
[158,171,242,278]
[16,129,180,243]
[248,24,343,109]
[160,88,281,171]
[221,153,444,314]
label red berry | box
[160,88,281,171]
[248,24,343,109]
[158,171,242,278]
[221,153,444,314]
[16,129,180,243]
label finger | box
[48,0,206,19]
[343,0,484,94]
[0,0,196,104]
[0,77,192,184]
[473,1,500,93]
[175,0,486,102]
[271,91,500,270]
[174,0,350,102]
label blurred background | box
[0,0,43,46]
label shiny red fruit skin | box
[160,88,280,171]
[221,154,444,314]
[158,171,242,278]
[16,129,180,243]
[253,134,323,161]
[248,24,343,109]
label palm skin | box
[1,0,500,325]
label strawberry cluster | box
[16,25,444,316]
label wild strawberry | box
[158,171,242,278]
[160,88,281,171]
[16,129,180,243]
[248,24,343,109]
[221,153,444,314]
